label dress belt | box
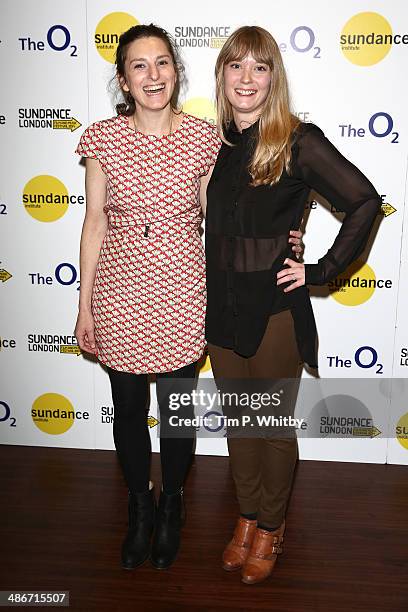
[107,212,201,237]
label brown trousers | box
[208,309,303,528]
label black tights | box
[107,361,197,496]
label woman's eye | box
[230,63,240,69]
[134,63,145,69]
[255,65,267,72]
[158,59,169,66]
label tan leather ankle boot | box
[222,516,257,571]
[241,521,285,584]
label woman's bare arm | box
[75,157,108,354]
[199,164,215,218]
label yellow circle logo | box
[95,12,139,63]
[199,354,212,373]
[32,393,75,435]
[341,12,393,66]
[396,412,408,450]
[23,175,69,222]
[183,97,216,124]
[329,261,376,306]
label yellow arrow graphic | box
[52,118,82,132]
[210,37,228,48]
[0,269,12,282]
[352,426,382,438]
[381,203,397,217]
[147,415,159,428]
[60,345,81,356]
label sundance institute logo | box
[94,12,139,63]
[396,412,408,450]
[328,260,392,306]
[32,393,89,435]
[23,175,84,222]
[341,12,408,66]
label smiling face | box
[120,36,177,112]
[223,53,272,126]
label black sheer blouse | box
[205,121,382,367]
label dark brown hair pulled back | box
[115,24,184,116]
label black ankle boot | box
[150,488,185,569]
[121,487,156,570]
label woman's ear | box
[117,73,129,93]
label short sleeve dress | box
[76,113,221,373]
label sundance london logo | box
[27,333,80,356]
[0,263,12,283]
[18,108,81,131]
[174,25,231,48]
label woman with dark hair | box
[74,24,220,571]
[206,26,381,584]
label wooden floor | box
[1,445,407,612]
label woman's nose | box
[241,66,252,84]
[148,63,159,80]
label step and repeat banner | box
[1,0,407,464]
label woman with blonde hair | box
[206,26,381,584]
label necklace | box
[132,109,173,238]
[131,110,174,238]
[131,110,173,137]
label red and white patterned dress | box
[76,113,221,373]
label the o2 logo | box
[327,346,383,374]
[54,263,79,289]
[202,410,226,434]
[29,263,80,291]
[0,401,16,427]
[19,25,78,57]
[280,26,321,58]
[339,112,399,144]
[368,112,399,142]
[355,346,383,374]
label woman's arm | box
[199,164,215,218]
[75,157,108,354]
[278,124,381,290]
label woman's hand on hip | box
[276,258,305,292]
[75,310,98,355]
[288,229,304,260]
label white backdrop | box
[1,0,407,464]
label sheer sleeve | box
[294,123,382,285]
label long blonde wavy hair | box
[215,26,299,186]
